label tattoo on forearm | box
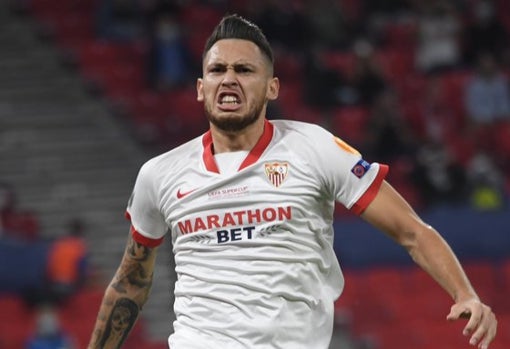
[111,239,154,293]
[112,262,153,293]
[127,238,150,261]
[98,298,139,349]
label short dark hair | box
[203,14,274,67]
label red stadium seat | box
[462,260,498,302]
[384,21,418,49]
[276,81,304,117]
[375,48,415,83]
[438,70,473,123]
[0,295,34,348]
[180,5,223,62]
[367,322,427,349]
[320,51,356,76]
[405,267,444,294]
[329,106,370,148]
[274,51,304,81]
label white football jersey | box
[126,119,388,349]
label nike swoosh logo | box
[177,188,196,199]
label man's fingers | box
[446,304,472,321]
[475,311,497,349]
[447,302,497,349]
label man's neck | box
[210,118,266,154]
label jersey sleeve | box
[125,160,168,247]
[308,127,388,215]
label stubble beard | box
[204,102,265,133]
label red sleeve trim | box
[351,164,389,215]
[130,225,164,248]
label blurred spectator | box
[464,51,510,162]
[0,182,39,242]
[147,3,192,90]
[95,0,144,42]
[462,0,509,67]
[415,1,462,74]
[0,182,16,236]
[466,151,506,210]
[251,0,308,53]
[303,0,355,50]
[45,218,89,305]
[363,0,412,18]
[413,140,467,207]
[26,305,76,349]
[349,40,388,107]
[419,75,459,143]
[365,89,417,162]
[302,47,350,111]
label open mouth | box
[218,92,241,105]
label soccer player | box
[87,14,497,349]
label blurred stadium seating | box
[1,0,509,348]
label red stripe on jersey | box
[130,225,164,248]
[202,119,274,173]
[239,120,274,170]
[351,164,389,215]
[202,131,219,173]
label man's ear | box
[197,78,204,102]
[267,77,280,101]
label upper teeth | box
[221,95,238,104]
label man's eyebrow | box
[206,61,257,69]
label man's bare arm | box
[361,180,497,349]
[88,233,159,349]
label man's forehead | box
[204,39,266,65]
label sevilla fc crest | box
[264,162,289,188]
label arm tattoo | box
[98,298,139,349]
[111,263,153,293]
[111,239,154,293]
[127,238,150,261]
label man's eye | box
[209,65,225,73]
[237,67,252,73]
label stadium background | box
[0,0,509,348]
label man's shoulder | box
[271,119,329,137]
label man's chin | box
[208,113,260,133]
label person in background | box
[147,2,192,91]
[46,218,89,304]
[462,0,509,67]
[95,0,144,42]
[26,305,76,349]
[365,88,417,162]
[0,182,39,242]
[464,51,510,174]
[415,1,462,74]
[349,39,388,107]
[464,52,510,130]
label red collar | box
[202,119,274,173]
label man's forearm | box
[88,237,157,349]
[407,225,478,302]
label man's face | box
[197,39,279,133]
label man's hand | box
[447,298,497,349]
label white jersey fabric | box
[126,119,388,349]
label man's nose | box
[222,67,238,85]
